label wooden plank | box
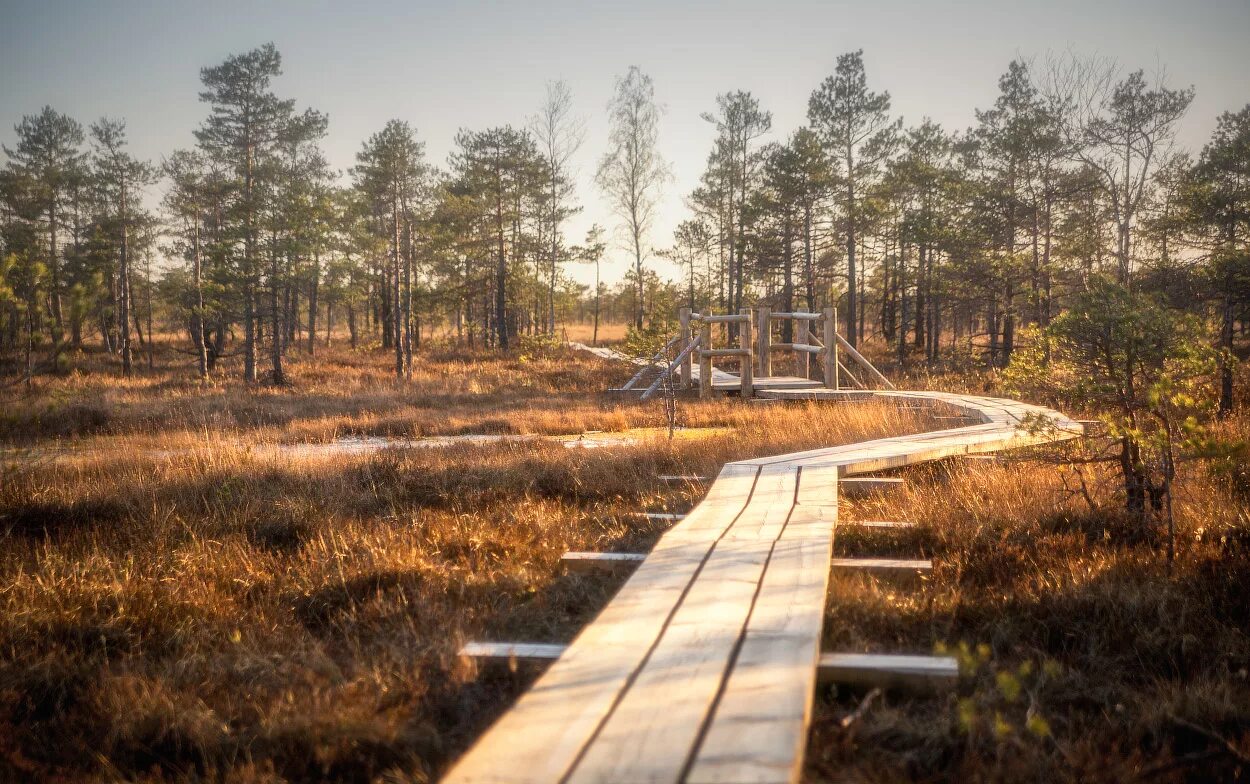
[459,645,958,692]
[699,321,713,399]
[443,464,761,784]
[768,311,822,321]
[641,335,701,401]
[685,464,839,784]
[739,307,754,399]
[680,307,693,390]
[567,465,799,782]
[770,343,823,353]
[841,520,917,530]
[831,558,932,582]
[659,474,711,484]
[460,642,565,663]
[816,653,958,689]
[715,376,823,391]
[561,551,646,573]
[832,332,895,390]
[758,306,771,378]
[838,476,904,496]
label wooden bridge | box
[609,307,895,401]
[446,314,1082,783]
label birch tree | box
[531,80,584,334]
[597,66,668,329]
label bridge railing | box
[673,306,893,397]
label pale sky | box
[2,0,1248,286]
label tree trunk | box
[845,144,858,348]
[118,178,132,377]
[243,143,257,383]
[307,252,319,357]
[495,191,509,350]
[193,217,208,378]
[270,242,284,385]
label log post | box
[740,308,754,398]
[758,305,771,378]
[699,319,713,399]
[679,306,692,390]
[823,306,837,390]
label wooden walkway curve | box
[446,353,1082,783]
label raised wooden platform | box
[445,371,1081,783]
[711,375,824,392]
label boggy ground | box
[0,340,921,782]
[1,340,1248,782]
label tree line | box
[1,45,1247,407]
[680,53,1247,413]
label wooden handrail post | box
[740,308,754,398]
[678,307,692,390]
[833,306,842,389]
[757,306,771,378]
[823,306,837,390]
[699,320,713,399]
[802,326,813,379]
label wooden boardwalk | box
[446,363,1081,783]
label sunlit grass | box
[1,343,1247,782]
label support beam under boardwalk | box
[657,474,711,484]
[841,520,917,530]
[831,557,932,583]
[628,512,686,522]
[839,476,904,496]
[460,642,958,691]
[561,551,645,573]
[563,552,932,580]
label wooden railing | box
[664,306,893,398]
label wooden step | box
[460,642,958,691]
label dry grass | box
[0,344,921,782]
[809,427,1250,783]
[1,343,1248,782]
[560,321,629,344]
[1,337,733,450]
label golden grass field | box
[1,334,1248,782]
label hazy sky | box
[2,0,1248,286]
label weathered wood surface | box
[445,368,1081,784]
